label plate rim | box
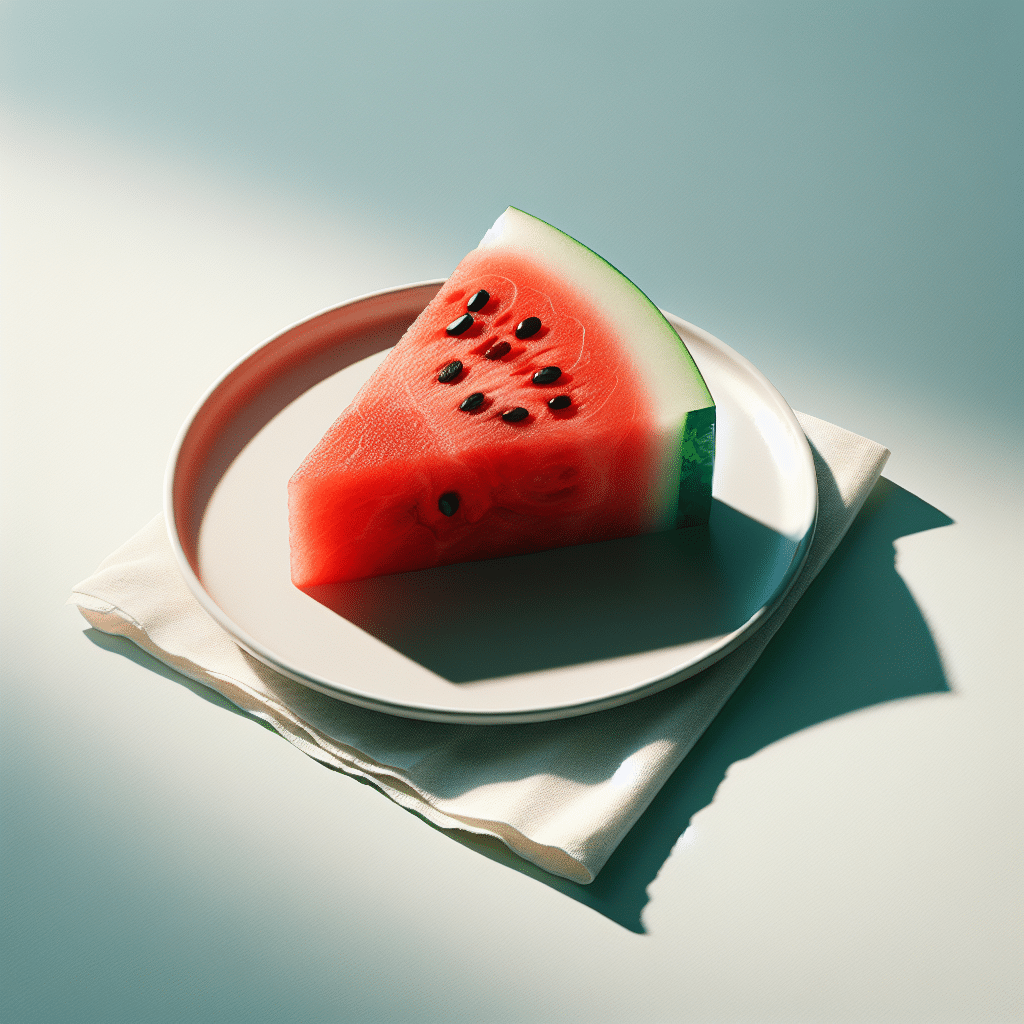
[164,281,817,724]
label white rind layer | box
[477,207,714,530]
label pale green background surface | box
[2,3,1021,1022]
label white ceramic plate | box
[166,281,816,724]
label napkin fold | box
[70,413,888,883]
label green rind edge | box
[675,405,716,528]
[507,206,715,408]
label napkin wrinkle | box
[70,411,889,883]
[74,586,584,873]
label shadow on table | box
[436,476,954,930]
[86,475,952,934]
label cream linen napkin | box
[70,412,888,884]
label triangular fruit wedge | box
[288,208,715,586]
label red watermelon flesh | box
[288,210,714,586]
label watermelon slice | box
[288,208,715,586]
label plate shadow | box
[301,499,797,681]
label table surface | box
[2,4,1021,1022]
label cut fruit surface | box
[288,208,715,585]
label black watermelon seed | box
[515,316,542,339]
[438,491,460,516]
[446,314,474,336]
[501,407,529,423]
[437,359,463,383]
[532,365,562,385]
[548,395,571,410]
[459,392,485,411]
[467,289,490,312]
[484,340,511,360]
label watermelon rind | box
[478,208,715,530]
